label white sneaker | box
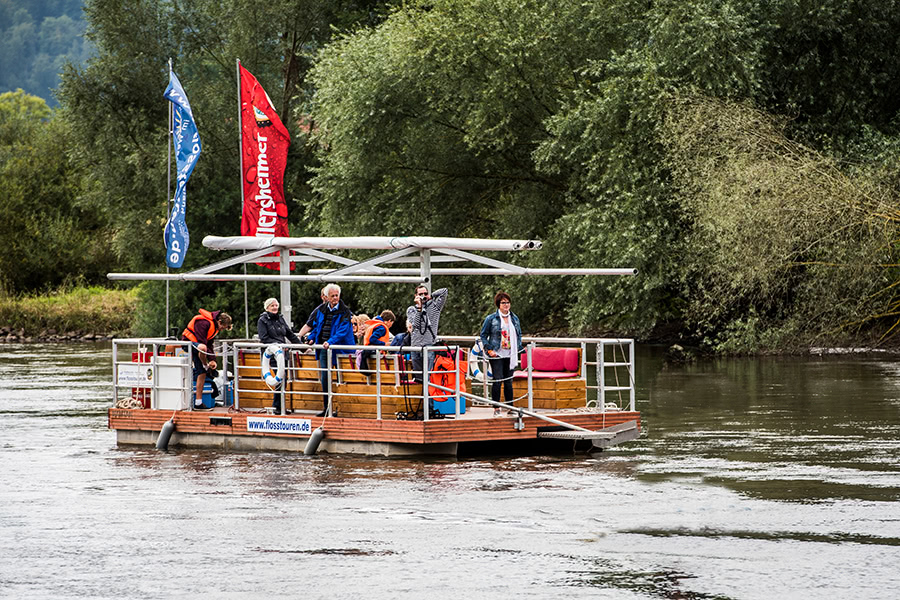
[493,409,502,417]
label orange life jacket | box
[363,318,390,345]
[182,309,219,344]
[428,350,468,400]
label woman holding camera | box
[479,291,524,416]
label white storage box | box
[156,355,190,410]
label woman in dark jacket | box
[258,297,301,413]
[479,291,524,417]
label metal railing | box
[442,335,636,412]
[111,335,635,415]
[231,341,465,421]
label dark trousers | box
[489,357,515,407]
[317,352,330,412]
[411,351,437,383]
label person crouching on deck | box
[297,283,355,416]
[361,310,395,371]
[181,309,233,410]
[258,297,301,414]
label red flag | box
[239,64,291,270]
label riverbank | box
[0,286,138,343]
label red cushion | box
[514,370,579,379]
[520,347,579,372]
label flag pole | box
[166,57,173,338]
[237,58,250,339]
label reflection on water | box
[1,343,899,599]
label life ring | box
[261,344,285,389]
[467,340,492,382]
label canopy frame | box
[107,235,636,327]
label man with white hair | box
[298,283,355,416]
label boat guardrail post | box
[327,346,333,417]
[581,342,588,407]
[527,342,534,412]
[189,343,196,411]
[455,345,461,416]
[376,347,382,420]
[423,347,430,421]
[112,340,119,407]
[151,341,160,410]
[232,343,240,410]
[630,340,636,412]
[599,342,606,413]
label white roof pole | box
[280,247,292,327]
[420,248,431,293]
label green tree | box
[58,0,388,335]
[0,90,117,293]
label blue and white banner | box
[163,71,202,268]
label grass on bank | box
[0,285,139,336]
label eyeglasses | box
[499,301,511,305]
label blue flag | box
[163,71,202,268]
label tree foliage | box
[0,0,92,105]
[57,0,387,334]
[0,90,116,292]
[35,0,900,349]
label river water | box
[1,343,898,599]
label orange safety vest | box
[428,350,468,400]
[363,318,390,345]
[182,309,219,344]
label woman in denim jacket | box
[479,291,524,416]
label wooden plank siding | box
[109,407,640,445]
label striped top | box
[407,288,448,347]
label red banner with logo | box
[239,64,291,270]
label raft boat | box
[106,235,641,456]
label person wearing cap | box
[258,297,301,413]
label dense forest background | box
[3,0,900,352]
[0,0,92,105]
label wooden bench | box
[236,349,428,417]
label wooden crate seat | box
[508,347,585,410]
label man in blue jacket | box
[298,283,355,416]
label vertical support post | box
[419,248,432,292]
[599,342,606,413]
[596,342,602,409]
[580,341,587,385]
[526,342,534,412]
[375,348,382,420]
[151,342,159,410]
[326,347,333,417]
[280,248,292,327]
[423,347,430,421]
[165,58,173,339]
[455,345,461,417]
[112,340,119,407]
[629,340,636,412]
[232,344,240,410]
[243,258,250,338]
